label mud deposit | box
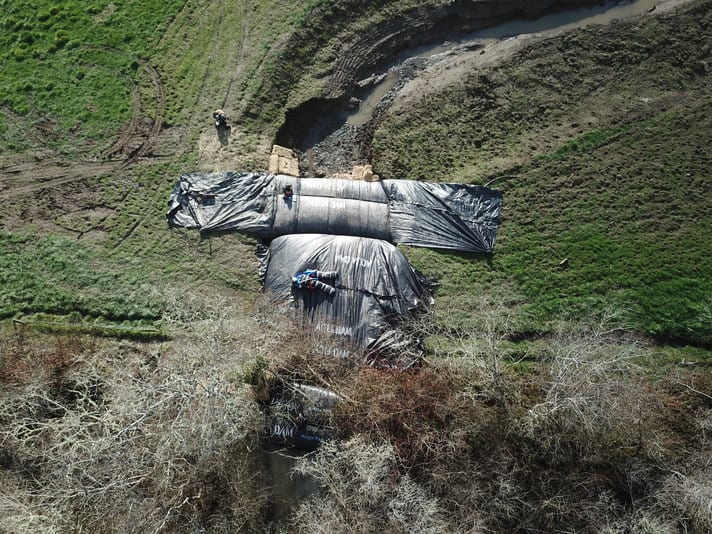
[276,0,662,177]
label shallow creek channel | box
[345,0,658,126]
[290,0,659,176]
[264,0,659,519]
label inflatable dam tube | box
[262,234,434,360]
[167,172,502,253]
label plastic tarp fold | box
[166,172,275,234]
[167,172,502,252]
[384,180,501,253]
[262,234,433,362]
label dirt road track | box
[0,46,167,203]
[1,161,113,200]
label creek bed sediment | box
[276,0,660,177]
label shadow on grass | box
[435,249,494,268]
[217,125,231,146]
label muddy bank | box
[277,1,601,153]
[274,0,683,177]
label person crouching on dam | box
[292,270,338,296]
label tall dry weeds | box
[291,435,447,534]
[0,289,274,533]
[2,291,709,533]
[319,303,710,532]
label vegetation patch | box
[374,3,712,345]
[0,0,185,153]
[536,126,625,161]
[0,231,165,321]
[14,314,166,340]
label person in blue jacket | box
[292,269,338,295]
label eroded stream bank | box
[275,0,661,177]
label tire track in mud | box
[1,45,166,202]
[119,59,166,168]
[222,0,249,111]
[88,46,166,167]
[193,0,227,109]
[0,109,113,200]
[108,60,167,250]
[192,0,250,120]
[219,0,292,122]
[328,5,434,95]
[106,1,207,251]
[233,33,291,122]
[98,75,141,161]
[2,14,182,250]
[1,162,111,200]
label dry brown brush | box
[0,290,277,533]
[291,435,448,534]
[3,296,709,533]
[299,307,712,533]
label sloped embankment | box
[251,1,607,136]
[372,0,712,345]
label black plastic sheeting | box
[262,234,434,365]
[268,383,340,451]
[167,172,502,252]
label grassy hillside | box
[0,0,273,331]
[2,0,708,346]
[0,0,185,153]
[0,0,435,331]
[373,2,712,345]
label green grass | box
[1,0,710,349]
[0,0,186,152]
[0,157,261,327]
[402,109,712,345]
[375,6,712,345]
[536,127,624,161]
[16,314,167,340]
[0,0,280,332]
[0,231,165,321]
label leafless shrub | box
[282,304,706,533]
[334,366,468,471]
[0,290,275,532]
[424,291,530,414]
[521,313,655,464]
[291,435,447,534]
[654,467,712,532]
[0,329,90,386]
[598,510,678,534]
[696,409,712,445]
[396,305,689,532]
[248,296,362,408]
[3,287,707,534]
